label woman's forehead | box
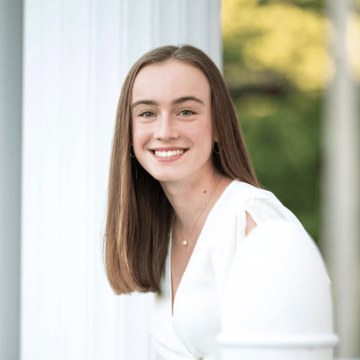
[132,60,211,104]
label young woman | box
[104,45,310,359]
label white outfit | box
[140,180,314,360]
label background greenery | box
[222,0,330,243]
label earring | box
[130,147,136,158]
[213,140,220,154]
[131,157,137,180]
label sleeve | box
[244,197,287,224]
[242,190,312,242]
[239,188,331,284]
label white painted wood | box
[322,0,360,358]
[118,0,222,84]
[218,220,337,359]
[0,1,22,359]
[22,0,221,359]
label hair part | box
[103,44,260,295]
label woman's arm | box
[245,211,257,236]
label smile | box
[149,148,188,162]
[152,149,186,158]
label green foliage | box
[234,92,322,242]
[258,0,325,13]
[223,0,325,242]
[222,0,330,92]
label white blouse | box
[140,180,313,360]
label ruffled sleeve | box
[239,187,312,246]
[244,197,287,223]
[237,185,331,284]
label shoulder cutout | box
[245,210,257,236]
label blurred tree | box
[223,0,332,91]
[222,0,329,242]
[223,0,360,242]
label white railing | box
[217,220,338,360]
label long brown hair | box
[104,45,260,295]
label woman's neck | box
[160,165,232,236]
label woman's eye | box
[179,109,195,116]
[139,111,155,118]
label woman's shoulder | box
[226,180,302,228]
[226,179,278,204]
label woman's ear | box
[212,128,219,143]
[212,119,219,142]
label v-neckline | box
[169,179,236,318]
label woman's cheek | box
[132,126,148,153]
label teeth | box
[154,149,186,158]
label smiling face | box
[131,59,215,183]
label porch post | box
[0,0,23,359]
[321,0,360,357]
[21,1,222,359]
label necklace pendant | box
[182,240,188,246]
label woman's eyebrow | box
[172,96,204,106]
[132,96,204,109]
[132,99,159,109]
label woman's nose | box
[154,115,178,141]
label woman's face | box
[131,59,214,183]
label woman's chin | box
[151,173,184,183]
[145,167,189,183]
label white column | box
[21,1,221,359]
[0,0,22,359]
[321,0,360,358]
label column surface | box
[0,0,23,359]
[321,0,360,357]
[21,1,221,359]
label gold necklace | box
[177,173,221,246]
